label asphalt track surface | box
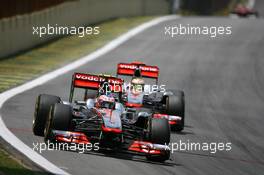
[1,4,264,175]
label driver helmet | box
[96,95,115,109]
[131,77,144,93]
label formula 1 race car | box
[116,61,185,131]
[33,73,170,162]
[230,4,259,18]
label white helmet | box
[131,78,144,92]
[131,78,144,85]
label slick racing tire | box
[44,103,72,141]
[165,91,185,131]
[147,118,170,162]
[33,94,61,136]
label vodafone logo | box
[75,73,122,84]
[119,64,137,69]
[75,74,100,81]
[140,66,158,72]
[119,64,158,72]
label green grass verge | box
[0,16,155,174]
[0,147,47,175]
[0,16,155,93]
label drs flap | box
[73,73,123,92]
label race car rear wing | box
[69,73,123,102]
[116,62,159,83]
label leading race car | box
[33,73,171,162]
[116,61,185,131]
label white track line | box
[0,15,179,175]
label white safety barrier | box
[0,0,170,59]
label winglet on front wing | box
[128,140,170,155]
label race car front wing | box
[47,130,170,156]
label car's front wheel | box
[146,118,170,162]
[44,103,73,141]
[33,94,61,136]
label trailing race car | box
[33,73,171,162]
[116,61,185,131]
[230,4,259,18]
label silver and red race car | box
[33,73,171,162]
[116,61,185,132]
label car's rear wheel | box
[44,103,72,141]
[146,118,170,162]
[33,94,60,136]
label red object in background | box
[232,4,258,17]
[234,5,252,14]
